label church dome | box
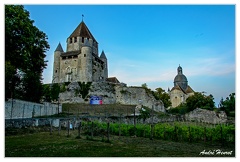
[174,74,188,83]
[173,65,188,90]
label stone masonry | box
[59,81,165,113]
[5,99,62,119]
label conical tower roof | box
[55,42,64,52]
[68,21,97,43]
[100,50,107,59]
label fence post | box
[150,124,154,140]
[67,119,70,137]
[119,114,122,137]
[119,123,121,137]
[77,121,82,138]
[204,127,206,142]
[163,126,166,140]
[91,121,94,139]
[174,126,178,141]
[107,121,110,142]
[50,119,53,135]
[58,120,61,136]
[188,126,191,142]
[221,126,224,146]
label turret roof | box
[68,21,97,43]
[55,42,64,52]
[100,50,107,59]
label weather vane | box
[82,14,84,21]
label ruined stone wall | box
[59,82,165,112]
[184,108,227,124]
[5,99,62,119]
[115,85,165,112]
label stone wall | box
[59,82,165,112]
[5,99,62,119]
[5,108,228,129]
[184,108,227,124]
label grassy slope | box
[62,103,165,117]
[5,130,235,157]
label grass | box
[62,103,168,118]
[5,129,235,157]
[62,103,137,117]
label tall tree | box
[219,93,235,115]
[5,5,49,102]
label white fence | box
[5,99,62,119]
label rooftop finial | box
[82,14,84,22]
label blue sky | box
[23,4,235,106]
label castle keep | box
[53,20,108,83]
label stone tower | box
[100,50,108,80]
[52,20,108,83]
[53,43,63,83]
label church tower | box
[169,65,194,108]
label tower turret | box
[100,50,108,80]
[81,39,93,82]
[53,43,63,83]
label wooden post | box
[188,126,191,142]
[143,126,145,138]
[221,126,223,146]
[58,120,61,136]
[164,126,166,140]
[78,121,82,138]
[50,119,52,135]
[119,123,121,137]
[204,127,206,142]
[119,114,121,137]
[174,126,177,141]
[150,124,153,140]
[134,107,136,136]
[107,121,110,142]
[91,121,94,139]
[67,119,70,137]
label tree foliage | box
[153,87,172,108]
[186,92,215,111]
[141,83,171,108]
[138,107,151,123]
[168,103,188,115]
[5,5,49,102]
[219,93,235,116]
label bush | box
[168,103,188,115]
